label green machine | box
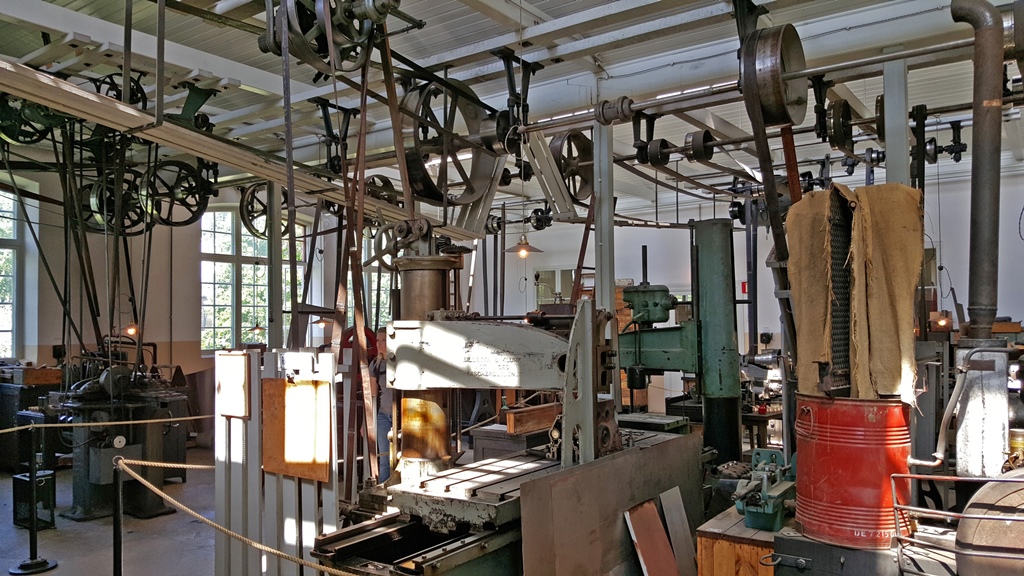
[618,219,742,463]
[732,448,796,531]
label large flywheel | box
[400,80,502,206]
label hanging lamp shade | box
[505,234,543,259]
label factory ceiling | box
[0,0,1016,222]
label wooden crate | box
[697,507,789,576]
[10,367,62,386]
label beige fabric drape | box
[789,183,923,401]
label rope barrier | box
[115,458,350,576]
[0,414,214,436]
[116,458,215,471]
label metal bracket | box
[770,553,813,570]
[810,75,833,142]
[631,112,658,164]
[733,0,768,44]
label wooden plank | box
[229,415,246,576]
[625,500,680,576]
[661,487,697,576]
[711,538,735,576]
[506,402,562,434]
[300,478,318,569]
[281,476,301,575]
[697,535,714,576]
[261,377,332,482]
[214,354,229,576]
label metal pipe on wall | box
[953,0,1004,340]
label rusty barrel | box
[795,394,911,549]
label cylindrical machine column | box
[395,256,459,471]
[952,0,1004,339]
[693,219,742,464]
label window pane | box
[0,193,15,240]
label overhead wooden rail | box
[0,57,482,241]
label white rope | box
[116,458,351,576]
[0,414,214,436]
[117,458,214,471]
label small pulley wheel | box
[646,138,673,167]
[366,174,401,206]
[683,130,715,163]
[549,129,594,203]
[826,98,854,154]
[142,160,211,227]
[238,182,290,239]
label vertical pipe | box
[952,0,1004,339]
[694,219,742,464]
[640,245,648,285]
[499,204,507,316]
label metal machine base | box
[8,558,57,575]
[772,530,956,575]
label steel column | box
[694,219,741,464]
[593,122,615,314]
[882,52,910,186]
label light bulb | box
[937,318,948,327]
[518,247,529,259]
[124,324,138,336]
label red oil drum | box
[795,394,911,549]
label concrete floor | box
[0,448,216,575]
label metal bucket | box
[795,394,911,549]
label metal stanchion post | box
[9,427,57,575]
[113,457,124,576]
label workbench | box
[696,506,794,576]
[742,410,782,449]
[617,412,690,434]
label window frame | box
[0,190,19,360]
[200,207,314,351]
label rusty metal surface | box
[401,390,450,460]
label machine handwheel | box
[401,80,500,206]
[142,160,210,227]
[239,182,291,240]
[362,223,399,272]
[549,129,594,203]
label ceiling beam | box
[451,2,736,83]
[0,0,312,97]
[457,0,604,74]
[433,0,698,69]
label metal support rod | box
[9,426,57,575]
[499,204,506,316]
[745,198,758,358]
[267,182,283,349]
[153,0,166,128]
[113,459,123,576]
